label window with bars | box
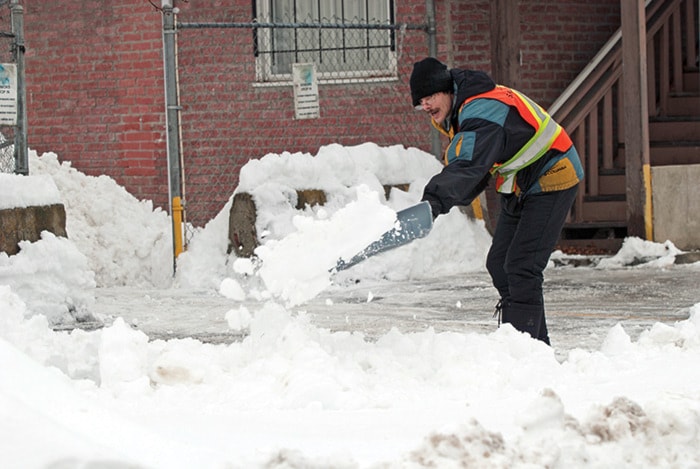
[254,0,397,83]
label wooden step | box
[597,173,626,196]
[559,220,626,253]
[683,70,699,93]
[649,119,700,142]
[580,199,627,222]
[564,220,627,229]
[667,95,700,116]
[650,143,700,165]
[617,144,700,166]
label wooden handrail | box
[549,0,681,124]
[548,30,621,119]
[550,0,698,228]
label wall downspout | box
[162,0,185,272]
[425,0,441,158]
[11,0,27,175]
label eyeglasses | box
[414,92,441,111]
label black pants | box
[485,185,578,342]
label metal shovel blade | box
[333,201,433,272]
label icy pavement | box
[90,262,700,361]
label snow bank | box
[31,151,173,288]
[0,173,61,209]
[1,143,699,468]
[175,142,490,303]
[1,283,700,467]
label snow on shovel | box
[333,201,434,272]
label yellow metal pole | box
[643,163,653,241]
[172,196,184,257]
[470,197,484,220]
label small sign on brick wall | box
[0,64,17,126]
[292,63,319,120]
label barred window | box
[254,0,397,84]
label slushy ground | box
[90,262,700,362]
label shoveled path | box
[89,259,700,361]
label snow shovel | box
[333,201,434,272]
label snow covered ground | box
[1,144,700,468]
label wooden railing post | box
[490,0,521,89]
[621,0,653,240]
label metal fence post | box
[11,0,27,175]
[162,2,185,271]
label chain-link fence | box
[0,0,26,175]
[163,3,434,252]
[0,129,14,173]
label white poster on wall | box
[292,63,319,120]
[0,63,17,126]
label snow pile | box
[236,142,440,242]
[31,152,173,288]
[175,142,489,299]
[236,142,440,193]
[17,144,487,309]
[0,172,60,209]
[0,232,95,323]
[597,237,682,268]
[0,143,699,468]
[1,283,700,467]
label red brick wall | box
[169,1,432,225]
[23,0,620,227]
[519,1,620,106]
[434,1,620,107]
[24,1,168,206]
[435,0,493,70]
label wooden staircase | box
[649,75,700,166]
[549,0,699,252]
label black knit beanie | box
[410,57,453,107]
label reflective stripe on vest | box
[460,86,565,193]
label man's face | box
[416,91,453,124]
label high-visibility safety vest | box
[457,86,573,193]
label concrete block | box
[383,184,409,200]
[0,204,67,256]
[227,192,258,258]
[675,251,700,264]
[295,189,327,210]
[652,164,700,250]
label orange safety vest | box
[455,86,573,193]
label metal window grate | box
[178,0,424,84]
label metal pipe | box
[174,3,188,252]
[11,0,27,175]
[162,4,184,271]
[425,0,437,56]
[424,0,441,159]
